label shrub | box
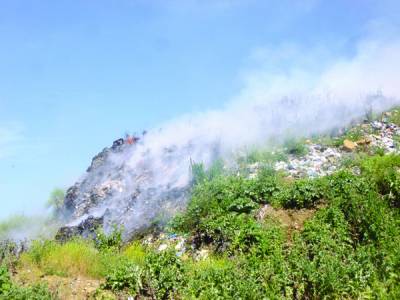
[95,226,123,252]
[383,172,400,207]
[284,138,308,156]
[145,249,185,299]
[243,170,281,204]
[360,154,400,188]
[275,177,327,208]
[2,283,55,300]
[326,170,372,200]
[0,265,12,294]
[360,154,400,207]
[0,241,19,267]
[387,108,400,126]
[286,206,373,299]
[183,257,264,299]
[0,264,55,299]
[102,261,144,296]
[197,214,259,253]
[334,191,390,244]
[171,175,258,233]
[190,159,225,185]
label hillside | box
[1,109,400,299]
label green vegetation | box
[243,147,288,164]
[387,108,400,126]
[46,188,65,218]
[191,159,225,185]
[284,138,309,156]
[20,238,127,278]
[0,264,55,299]
[3,127,400,298]
[95,225,123,252]
[68,153,398,299]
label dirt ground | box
[13,266,115,299]
[257,204,325,240]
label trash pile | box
[368,120,399,151]
[274,144,342,178]
[57,133,190,242]
[272,115,400,178]
[57,112,400,243]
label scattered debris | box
[56,216,103,242]
[343,139,357,151]
[157,244,168,252]
[57,134,189,242]
[194,249,210,261]
[271,117,400,178]
[274,144,342,178]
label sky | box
[0,0,399,218]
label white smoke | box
[65,36,400,239]
[146,38,400,148]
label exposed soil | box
[13,267,114,300]
[258,204,324,240]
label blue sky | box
[0,0,398,218]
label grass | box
[122,241,146,267]
[244,148,288,164]
[20,238,126,278]
[283,138,308,156]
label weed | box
[274,177,327,209]
[122,241,146,266]
[0,264,55,299]
[102,261,144,296]
[95,225,123,252]
[245,148,288,164]
[21,239,124,278]
[190,159,225,185]
[284,138,308,156]
[145,249,184,299]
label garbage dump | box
[57,131,218,241]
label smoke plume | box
[63,36,400,239]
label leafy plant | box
[95,225,123,252]
[0,265,55,299]
[275,177,327,208]
[284,138,308,156]
[145,249,185,299]
[0,265,12,294]
[102,261,144,296]
[190,159,225,185]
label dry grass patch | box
[19,239,122,279]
